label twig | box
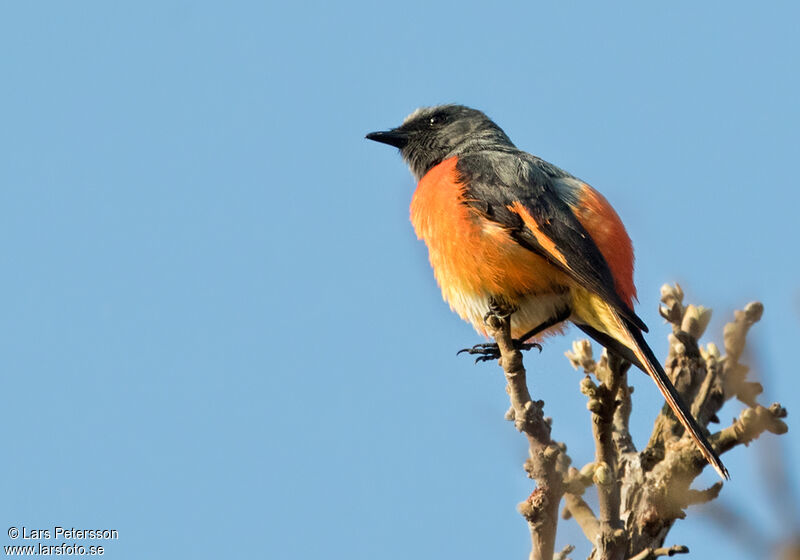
[723,302,765,406]
[554,544,575,560]
[563,493,601,542]
[627,545,689,560]
[684,482,723,506]
[575,350,628,559]
[714,403,788,453]
[486,311,566,560]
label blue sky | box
[1,2,797,559]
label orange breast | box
[410,158,570,333]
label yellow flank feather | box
[570,287,631,348]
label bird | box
[366,104,728,480]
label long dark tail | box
[598,310,729,480]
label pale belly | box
[446,286,572,340]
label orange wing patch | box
[571,184,636,307]
[507,201,570,270]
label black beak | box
[365,129,409,149]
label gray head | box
[366,105,515,179]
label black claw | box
[457,338,542,363]
[519,342,543,353]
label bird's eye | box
[429,114,444,126]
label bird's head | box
[366,104,514,180]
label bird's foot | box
[485,297,516,322]
[457,339,542,363]
[459,297,539,362]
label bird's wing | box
[457,150,729,478]
[456,150,647,332]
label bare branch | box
[563,493,601,542]
[583,352,629,559]
[658,283,685,329]
[714,402,788,453]
[553,544,575,560]
[724,302,763,363]
[486,311,567,560]
[627,545,689,560]
[722,302,765,406]
[684,482,723,506]
[485,288,787,559]
[612,375,636,456]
